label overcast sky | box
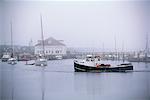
[0,0,150,51]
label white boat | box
[8,58,17,65]
[1,54,11,62]
[55,55,63,60]
[35,58,47,66]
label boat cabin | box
[86,55,101,62]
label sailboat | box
[128,33,150,62]
[8,21,17,65]
[35,15,47,66]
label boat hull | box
[35,61,47,66]
[1,58,9,62]
[74,62,133,72]
[35,63,47,66]
[8,61,17,65]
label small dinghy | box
[74,55,133,72]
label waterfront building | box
[34,37,67,59]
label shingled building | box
[35,37,66,59]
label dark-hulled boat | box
[74,55,133,72]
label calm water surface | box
[0,59,150,100]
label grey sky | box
[0,0,150,51]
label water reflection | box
[0,63,2,100]
[1,60,150,100]
[74,71,150,100]
[145,72,150,99]
[11,67,14,100]
[41,67,45,100]
[145,63,148,68]
[1,64,16,100]
[73,73,103,100]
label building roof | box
[35,37,66,46]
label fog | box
[0,0,150,51]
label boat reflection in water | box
[41,67,45,100]
[12,67,15,100]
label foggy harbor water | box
[0,59,150,100]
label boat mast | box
[102,42,104,59]
[145,33,149,60]
[10,21,13,58]
[40,15,46,58]
[122,41,124,63]
[41,68,45,100]
[114,35,117,60]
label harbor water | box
[0,59,150,100]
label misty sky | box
[0,0,150,51]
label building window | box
[55,50,59,53]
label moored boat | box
[1,54,11,62]
[74,55,133,72]
[35,58,47,66]
[55,55,63,60]
[8,58,17,65]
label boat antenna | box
[40,14,46,58]
[10,20,13,58]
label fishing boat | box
[8,21,17,65]
[35,15,47,67]
[74,55,133,72]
